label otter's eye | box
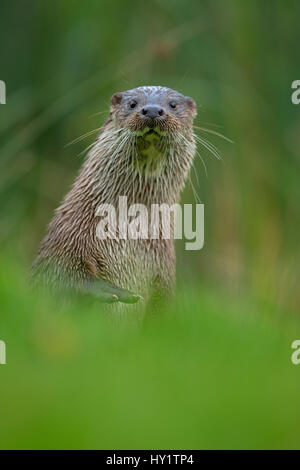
[169,101,176,109]
[129,100,137,109]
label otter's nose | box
[141,105,164,119]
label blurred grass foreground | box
[0,254,299,450]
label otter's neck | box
[63,125,195,219]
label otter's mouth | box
[145,129,160,137]
[133,125,166,171]
[133,126,166,138]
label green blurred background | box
[0,0,300,449]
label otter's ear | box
[111,92,123,106]
[185,96,197,112]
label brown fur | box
[31,86,197,310]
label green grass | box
[1,0,300,450]
[0,254,299,449]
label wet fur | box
[32,86,197,311]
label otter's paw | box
[86,279,142,304]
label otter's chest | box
[100,239,162,296]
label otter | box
[31,86,197,310]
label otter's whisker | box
[193,125,234,143]
[65,127,102,147]
[195,149,208,177]
[193,133,222,161]
[77,141,98,158]
[89,109,110,118]
[189,171,201,204]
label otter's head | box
[104,86,197,177]
[110,86,196,136]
